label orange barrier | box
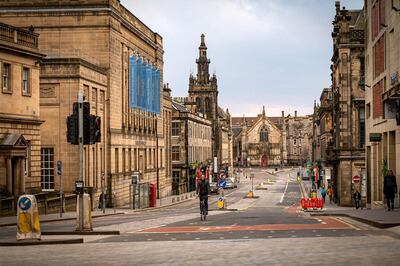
[300,198,325,209]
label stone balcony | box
[0,23,38,49]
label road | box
[1,168,400,266]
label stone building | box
[285,111,313,166]
[188,35,233,177]
[0,0,172,207]
[0,23,45,206]
[232,107,285,167]
[312,88,334,170]
[232,107,312,168]
[171,98,212,194]
[364,0,400,208]
[328,2,366,206]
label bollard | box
[17,195,41,241]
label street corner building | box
[0,0,173,211]
[313,1,366,206]
[0,22,45,214]
[171,97,212,194]
[364,0,400,208]
[232,108,312,168]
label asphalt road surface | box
[1,168,400,266]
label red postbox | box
[150,182,157,207]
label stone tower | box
[188,34,220,161]
[189,34,218,121]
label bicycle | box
[200,197,207,221]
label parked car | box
[228,177,238,188]
[225,178,235,189]
[210,182,218,194]
[301,169,311,180]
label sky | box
[121,0,364,117]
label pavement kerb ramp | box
[309,212,400,229]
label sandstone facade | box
[0,0,172,207]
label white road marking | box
[268,236,273,238]
[195,238,200,240]
[147,239,152,241]
[280,181,289,204]
[171,238,177,241]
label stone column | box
[6,157,12,195]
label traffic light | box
[93,116,101,143]
[68,102,100,145]
[83,113,92,145]
[396,100,400,125]
[66,115,78,144]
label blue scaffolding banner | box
[129,55,160,114]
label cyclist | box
[196,174,211,215]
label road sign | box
[218,179,226,188]
[18,196,32,211]
[353,175,360,183]
[57,160,62,176]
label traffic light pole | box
[78,91,84,231]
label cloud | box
[122,0,364,117]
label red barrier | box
[300,197,324,209]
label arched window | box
[260,126,268,142]
[195,97,202,113]
[205,97,211,117]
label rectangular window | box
[83,85,89,101]
[373,80,384,118]
[359,107,366,148]
[41,148,54,190]
[92,88,97,111]
[374,36,385,78]
[115,148,119,174]
[100,90,105,110]
[122,148,126,173]
[22,67,30,95]
[2,63,11,93]
[172,122,180,136]
[172,146,180,161]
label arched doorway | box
[261,154,268,168]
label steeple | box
[196,34,210,83]
[262,106,266,117]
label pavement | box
[300,179,400,228]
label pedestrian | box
[353,190,361,209]
[327,186,333,203]
[384,170,398,211]
[320,186,327,203]
[98,192,106,209]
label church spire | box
[262,106,266,117]
[196,33,210,83]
